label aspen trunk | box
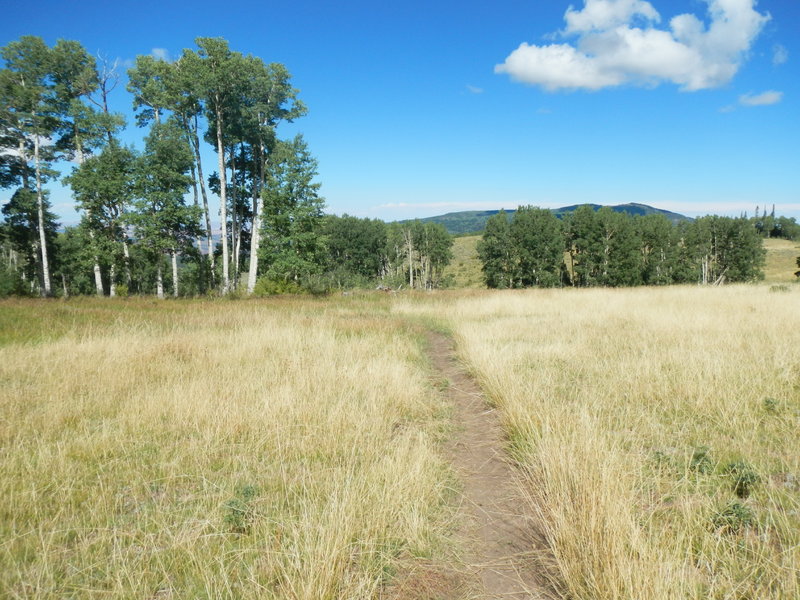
[123,240,132,286]
[156,263,164,299]
[190,162,204,255]
[171,249,179,298]
[215,100,230,293]
[33,133,51,296]
[87,230,104,297]
[406,235,414,288]
[109,264,117,297]
[230,146,241,286]
[246,152,264,294]
[190,117,215,281]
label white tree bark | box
[33,133,52,296]
[171,249,179,298]
[246,185,262,294]
[156,263,165,300]
[122,239,132,285]
[215,99,230,293]
[91,243,104,296]
[190,118,215,280]
[109,264,116,297]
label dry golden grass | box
[763,238,800,284]
[0,297,454,599]
[396,286,800,599]
[442,236,483,289]
[4,281,800,599]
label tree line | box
[478,206,768,288]
[0,35,453,298]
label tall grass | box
[397,286,800,599]
[0,298,453,599]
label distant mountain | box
[409,203,691,235]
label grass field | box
[763,238,800,284]
[397,285,800,599]
[0,296,455,599]
[2,267,799,598]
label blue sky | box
[2,0,798,224]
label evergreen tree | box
[259,135,325,285]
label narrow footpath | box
[426,330,548,599]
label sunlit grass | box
[396,285,800,599]
[0,297,454,599]
[763,238,800,284]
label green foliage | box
[684,216,765,284]
[130,121,200,257]
[252,276,303,296]
[477,211,515,288]
[1,188,59,292]
[323,214,388,280]
[223,484,259,535]
[723,461,760,499]
[259,135,325,283]
[511,206,563,287]
[477,204,767,289]
[386,220,453,290]
[689,446,713,474]
[711,501,754,533]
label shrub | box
[223,484,259,534]
[712,501,754,533]
[690,446,713,474]
[253,277,303,296]
[724,461,760,499]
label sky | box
[2,0,798,225]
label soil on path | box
[423,330,548,599]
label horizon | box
[2,0,798,224]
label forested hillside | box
[413,202,692,235]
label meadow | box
[0,297,456,599]
[397,285,800,599]
[2,278,799,598]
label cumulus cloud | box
[495,0,770,91]
[772,44,788,65]
[739,90,783,106]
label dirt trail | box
[426,330,548,599]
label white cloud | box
[564,0,660,33]
[151,47,171,62]
[466,85,484,94]
[772,44,788,65]
[496,0,770,91]
[739,90,783,106]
